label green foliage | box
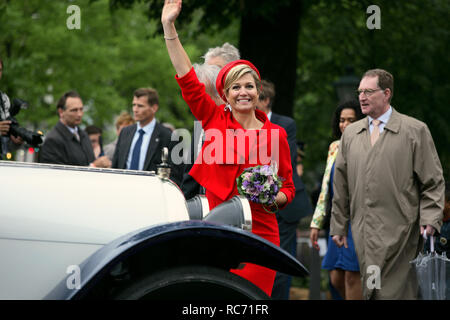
[112,0,293,32]
[0,0,203,142]
[2,0,121,132]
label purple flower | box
[273,184,279,193]
[260,165,273,176]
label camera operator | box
[0,57,24,159]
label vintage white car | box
[0,159,308,300]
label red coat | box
[176,68,295,296]
[176,68,295,205]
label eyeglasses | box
[356,88,383,97]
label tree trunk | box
[239,0,302,117]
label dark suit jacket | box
[112,122,182,186]
[39,121,95,166]
[270,112,313,223]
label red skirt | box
[205,189,280,297]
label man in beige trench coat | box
[330,69,445,300]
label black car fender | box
[45,220,308,300]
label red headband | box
[215,59,261,101]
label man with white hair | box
[203,42,240,68]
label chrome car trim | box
[199,195,210,217]
[236,196,252,232]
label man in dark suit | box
[39,91,111,167]
[258,80,313,300]
[112,88,181,186]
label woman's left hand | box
[275,191,287,207]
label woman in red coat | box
[162,0,295,297]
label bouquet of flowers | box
[236,164,284,213]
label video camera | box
[0,97,43,147]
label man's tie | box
[129,129,145,170]
[74,131,80,142]
[371,119,381,146]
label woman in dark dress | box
[309,100,364,299]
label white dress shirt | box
[65,124,79,137]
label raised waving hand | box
[161,0,182,25]
[161,0,191,77]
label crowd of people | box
[0,0,447,300]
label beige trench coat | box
[330,108,445,299]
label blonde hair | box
[223,65,261,99]
[115,111,135,130]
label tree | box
[238,1,302,120]
[0,0,127,133]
